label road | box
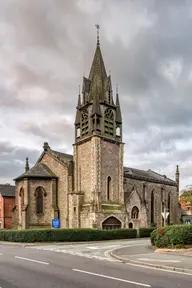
[0,240,191,288]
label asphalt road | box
[0,243,191,288]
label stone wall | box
[124,177,180,227]
[27,178,52,229]
[40,153,69,228]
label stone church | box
[13,31,181,230]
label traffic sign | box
[161,212,169,219]
[52,218,60,228]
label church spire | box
[75,93,81,125]
[116,84,122,123]
[88,24,107,102]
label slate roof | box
[14,163,58,181]
[48,149,73,162]
[124,167,177,187]
[0,184,15,197]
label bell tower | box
[73,25,127,229]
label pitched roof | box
[14,163,57,181]
[0,184,15,197]
[124,167,177,187]
[48,149,73,162]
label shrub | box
[150,224,192,248]
[0,228,137,243]
[139,228,156,238]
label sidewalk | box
[110,244,192,274]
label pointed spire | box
[75,94,81,125]
[88,25,107,102]
[25,157,29,172]
[176,165,180,175]
[116,84,122,123]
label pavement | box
[0,239,192,287]
[109,241,192,274]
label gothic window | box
[19,188,24,208]
[35,187,45,215]
[104,108,114,136]
[151,190,154,224]
[102,216,121,230]
[161,186,164,212]
[107,176,112,200]
[131,206,139,219]
[81,108,89,137]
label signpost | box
[161,208,169,226]
[52,218,60,229]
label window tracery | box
[81,108,89,136]
[104,108,114,136]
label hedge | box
[139,227,156,238]
[150,224,192,248]
[0,228,137,243]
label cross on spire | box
[95,23,100,46]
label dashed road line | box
[15,256,49,265]
[73,268,151,287]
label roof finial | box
[116,84,118,95]
[25,157,29,172]
[95,23,100,46]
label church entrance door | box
[102,216,121,230]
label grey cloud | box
[1,0,192,189]
[0,141,40,182]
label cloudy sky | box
[1,0,192,190]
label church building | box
[13,29,181,230]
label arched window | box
[131,206,139,219]
[19,188,24,208]
[107,176,112,200]
[102,216,121,230]
[151,190,154,224]
[81,108,89,137]
[35,187,44,215]
[104,108,114,136]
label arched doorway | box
[102,216,121,230]
[129,222,133,228]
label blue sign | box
[52,218,60,228]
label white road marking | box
[138,258,180,263]
[15,256,49,265]
[73,269,151,287]
[0,253,3,255]
[87,246,99,249]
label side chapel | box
[13,28,181,230]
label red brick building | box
[0,184,15,229]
